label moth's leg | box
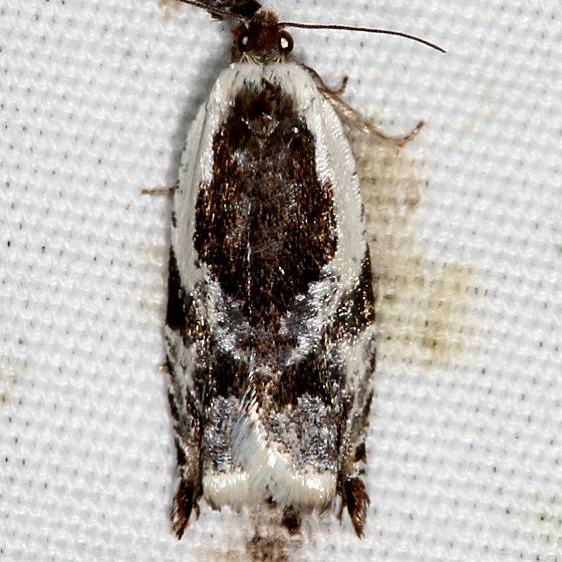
[327,74,349,96]
[303,64,424,147]
[141,182,178,196]
[166,364,203,539]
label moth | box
[163,0,442,539]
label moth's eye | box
[279,31,293,53]
[238,32,250,52]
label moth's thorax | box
[231,10,294,64]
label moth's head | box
[175,0,445,63]
[231,10,293,63]
[175,1,294,63]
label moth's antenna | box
[278,22,446,53]
[175,0,248,22]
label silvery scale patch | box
[164,0,378,539]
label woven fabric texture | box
[1,0,560,560]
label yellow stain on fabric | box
[351,128,480,368]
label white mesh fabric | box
[1,0,560,560]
